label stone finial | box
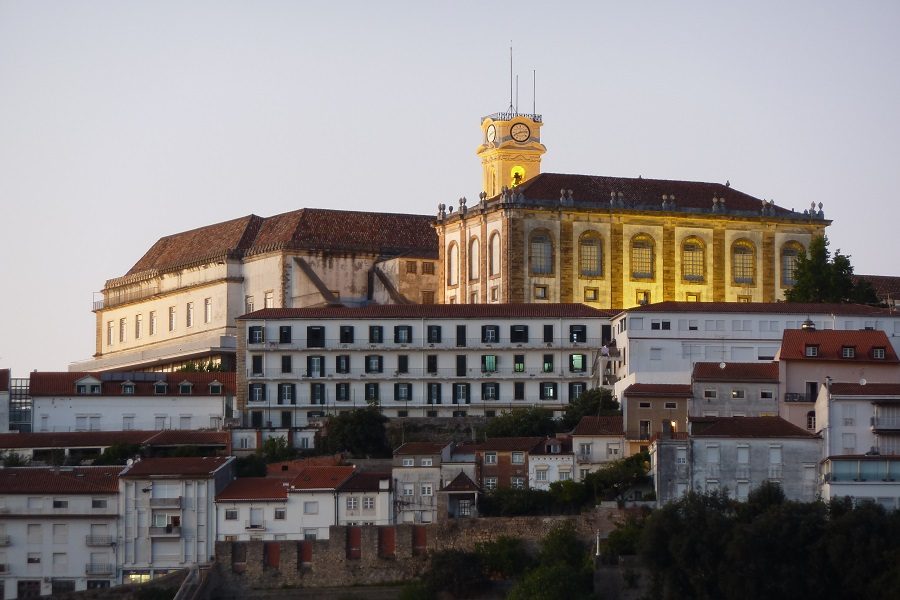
[438,203,446,220]
[567,189,574,203]
[459,197,467,215]
[725,180,731,188]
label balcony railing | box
[247,367,593,380]
[149,525,182,537]
[86,563,114,575]
[871,416,900,431]
[245,520,266,530]
[149,497,182,508]
[93,285,160,311]
[247,336,605,352]
[784,393,809,403]
[86,535,114,546]
[575,453,593,464]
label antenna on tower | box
[508,44,514,113]
[516,75,519,113]
[533,69,536,114]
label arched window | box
[781,241,805,286]
[529,230,554,275]
[806,410,816,431]
[447,243,458,286]
[732,240,756,285]
[469,237,480,281]
[579,232,603,277]
[682,237,705,282]
[631,234,654,279]
[489,232,501,276]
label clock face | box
[486,124,496,143]
[510,123,530,142]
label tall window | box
[168,306,176,331]
[447,243,459,286]
[682,238,705,281]
[631,235,654,279]
[469,237,479,281]
[204,298,212,323]
[530,230,553,275]
[732,240,755,284]
[119,318,127,343]
[579,232,602,277]
[149,311,157,336]
[781,241,804,286]
[186,302,194,328]
[489,232,501,276]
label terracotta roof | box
[449,442,480,458]
[120,456,233,478]
[338,471,391,493]
[855,275,900,299]
[778,329,898,362]
[0,369,9,393]
[690,416,818,438]
[216,477,289,502]
[441,471,480,492]
[266,455,344,478]
[0,466,122,494]
[394,442,450,456]
[240,303,617,321]
[829,383,900,397]
[479,437,545,452]
[144,430,229,447]
[0,430,154,449]
[29,372,236,397]
[117,209,437,282]
[289,466,356,490]
[506,172,809,219]
[624,301,889,316]
[531,436,573,455]
[572,416,624,436]
[623,384,693,398]
[692,362,780,382]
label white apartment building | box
[0,466,121,599]
[29,372,235,433]
[817,382,900,510]
[74,209,438,373]
[610,301,900,401]
[117,456,234,583]
[570,416,625,480]
[237,303,615,424]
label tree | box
[562,387,620,430]
[260,436,295,463]
[475,536,534,578]
[786,235,878,304]
[421,549,487,599]
[324,407,391,457]
[484,407,557,438]
[583,451,649,502]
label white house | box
[570,416,625,480]
[215,478,292,541]
[336,471,393,527]
[690,362,780,418]
[392,442,451,524]
[528,436,575,490]
[283,466,355,540]
[0,466,121,598]
[29,372,235,433]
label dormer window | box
[154,382,168,395]
[874,347,886,360]
[179,382,193,395]
[804,345,818,357]
[841,346,856,359]
[209,382,222,394]
[77,384,87,395]
[122,383,135,395]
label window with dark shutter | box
[279,326,292,344]
[307,326,325,348]
[510,325,529,343]
[456,325,467,347]
[456,355,467,377]
[339,326,354,344]
[543,324,554,343]
[427,325,442,343]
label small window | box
[703,389,717,400]
[339,326,354,344]
[347,497,359,510]
[510,325,529,343]
[514,355,525,373]
[422,290,435,304]
[427,325,442,344]
[539,382,557,400]
[92,498,107,509]
[570,325,587,342]
[639,401,651,408]
[534,285,548,300]
[805,345,818,357]
[511,452,524,464]
[406,261,417,274]
[732,389,745,399]
[873,347,886,359]
[665,401,677,409]
[421,458,433,466]
[225,509,238,520]
[274,508,286,520]
[394,325,412,344]
[421,262,435,275]
[122,383,135,395]
[53,499,69,509]
[584,287,599,302]
[179,383,192,395]
[760,390,774,400]
[154,382,167,395]
[369,326,383,343]
[542,354,554,373]
[481,325,500,343]
[484,477,498,490]
[841,346,855,358]
[484,452,497,465]
[514,381,525,400]
[402,458,414,467]
[303,502,318,515]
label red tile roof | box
[692,362,779,382]
[778,329,898,362]
[0,466,122,494]
[28,372,236,397]
[855,275,900,299]
[120,456,233,478]
[0,430,153,449]
[572,416,624,436]
[530,436,573,455]
[266,455,345,478]
[0,369,9,393]
[240,303,617,321]
[479,437,545,452]
[216,477,289,502]
[289,466,355,490]
[338,471,391,493]
[509,172,807,218]
[829,382,900,397]
[394,442,449,456]
[689,416,818,438]
[625,301,889,316]
[144,430,228,447]
[116,209,437,282]
[622,384,692,398]
[441,471,480,492]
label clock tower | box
[476,112,546,197]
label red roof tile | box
[0,430,154,449]
[572,416,624,436]
[778,329,898,362]
[266,455,345,478]
[530,436,573,455]
[441,471,480,492]
[240,303,617,321]
[855,275,900,298]
[120,456,233,478]
[0,369,9,393]
[28,372,236,397]
[394,442,449,456]
[216,477,289,502]
[829,382,900,397]
[338,471,391,493]
[689,416,817,438]
[625,301,889,316]
[289,466,355,490]
[692,362,779,382]
[116,209,437,282]
[479,437,545,452]
[0,466,122,494]
[144,430,229,447]
[623,384,692,398]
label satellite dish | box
[860,378,867,386]
[126,459,134,466]
[719,362,726,370]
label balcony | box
[86,563,115,576]
[247,366,594,381]
[245,520,266,531]
[871,416,900,432]
[575,453,593,464]
[86,535,114,546]
[149,497,182,508]
[93,285,159,311]
[247,336,606,352]
[149,525,182,537]
[784,393,810,403]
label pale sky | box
[2,1,899,377]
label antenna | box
[516,74,519,113]
[508,44,514,112]
[533,69,536,114]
